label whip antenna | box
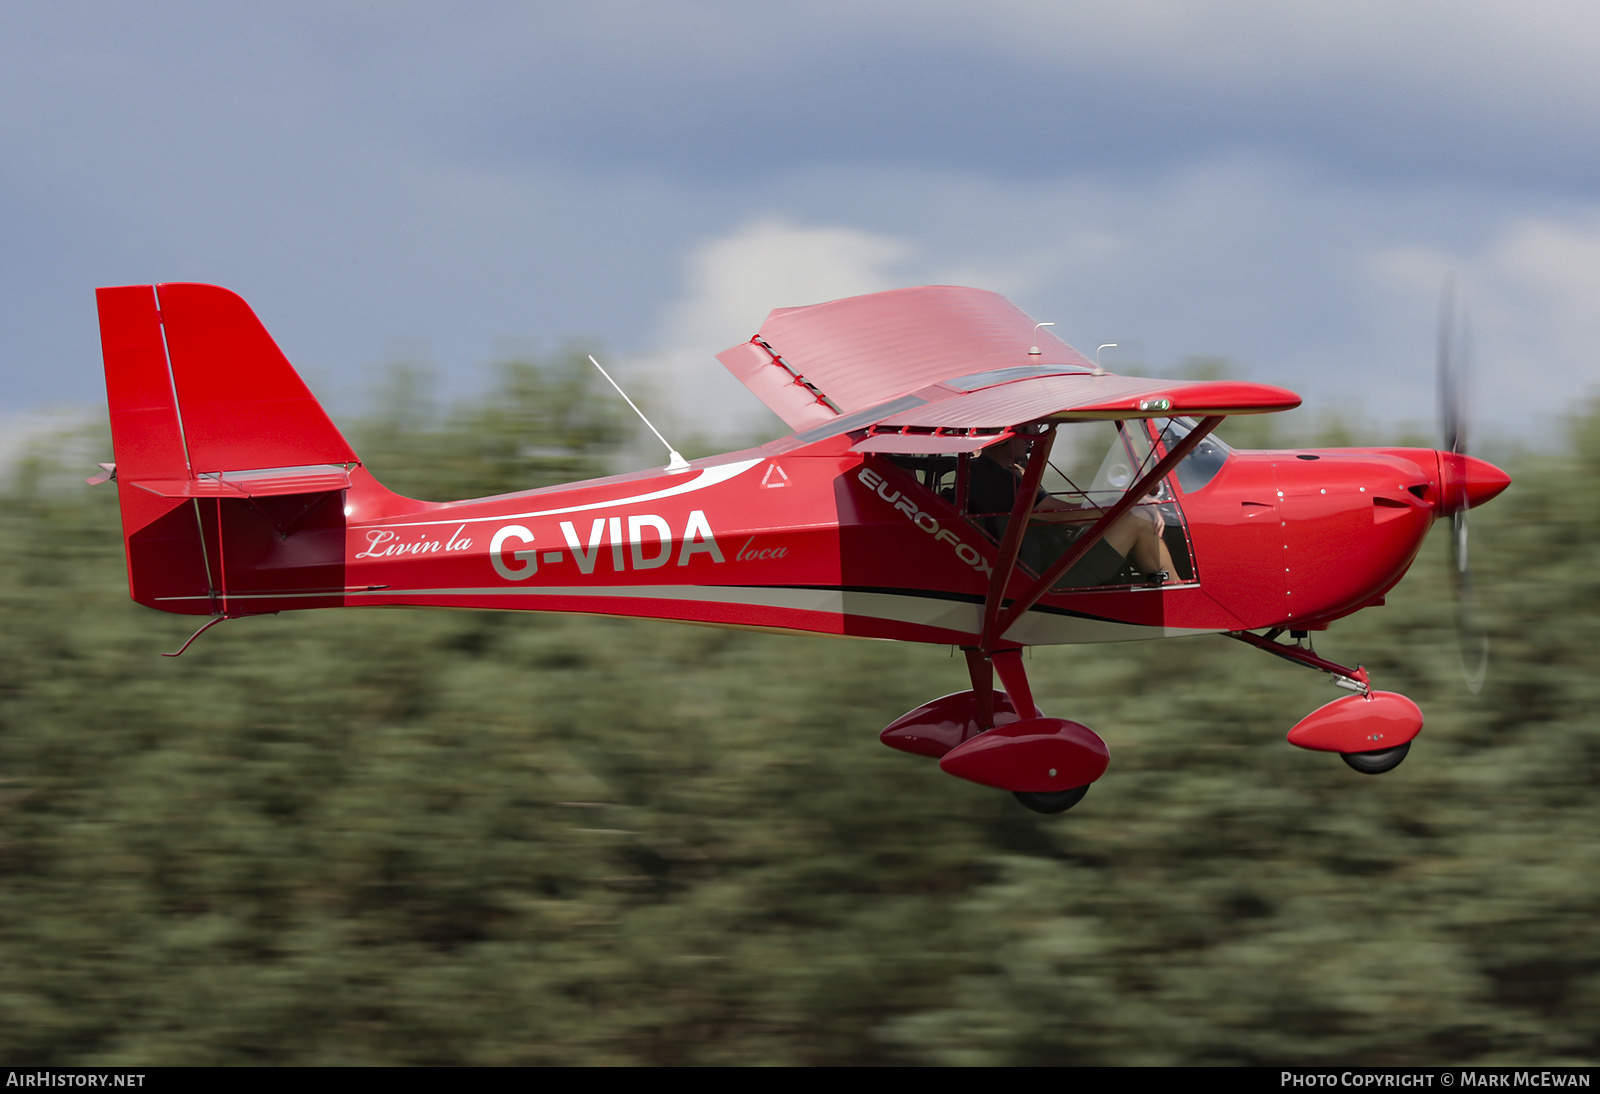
[587,354,691,473]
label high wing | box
[715,285,1303,652]
[717,286,1300,451]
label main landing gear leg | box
[989,647,1040,719]
[972,646,1095,814]
[963,647,996,731]
[1227,630,1423,774]
[963,644,1049,727]
[961,645,1041,729]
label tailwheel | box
[1340,742,1411,775]
[1013,785,1090,814]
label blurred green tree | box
[0,364,1594,1065]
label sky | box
[4,1,1599,446]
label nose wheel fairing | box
[1287,691,1423,755]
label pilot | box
[969,433,1177,587]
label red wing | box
[717,286,1091,431]
[872,374,1301,430]
[842,374,1298,453]
[717,286,1300,440]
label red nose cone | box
[1440,452,1511,512]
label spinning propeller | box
[1437,284,1489,694]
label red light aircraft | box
[93,283,1509,813]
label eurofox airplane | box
[93,283,1509,813]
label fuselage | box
[159,428,1504,648]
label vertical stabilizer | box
[156,283,356,472]
[97,283,362,617]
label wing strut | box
[979,415,1224,650]
[978,425,1058,647]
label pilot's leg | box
[1103,509,1176,580]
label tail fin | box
[97,283,360,617]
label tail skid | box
[97,283,383,617]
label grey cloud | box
[2,1,1595,444]
[8,3,1599,192]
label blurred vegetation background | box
[1,356,1595,1065]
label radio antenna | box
[587,354,691,472]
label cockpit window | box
[880,424,1197,589]
[1155,417,1231,493]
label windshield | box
[1033,421,1167,510]
[954,425,1195,588]
[1154,417,1231,493]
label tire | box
[1340,742,1411,775]
[1013,785,1091,814]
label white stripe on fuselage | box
[370,458,764,530]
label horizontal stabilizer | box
[127,465,353,499]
